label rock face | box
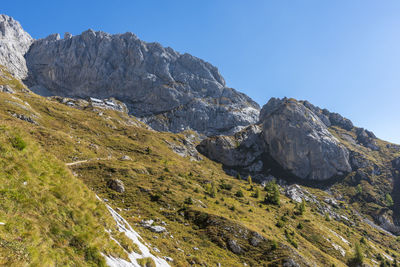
[24,29,259,136]
[197,125,264,170]
[199,97,352,181]
[0,15,33,79]
[261,98,351,180]
[107,179,125,193]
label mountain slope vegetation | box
[1,66,399,266]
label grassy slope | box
[0,67,138,266]
[0,66,399,266]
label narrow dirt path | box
[66,156,111,166]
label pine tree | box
[385,193,394,207]
[252,187,260,198]
[264,180,280,205]
[247,175,252,185]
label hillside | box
[1,66,400,266]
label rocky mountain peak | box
[24,28,259,136]
[0,14,33,79]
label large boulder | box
[24,29,259,136]
[0,14,33,79]
[197,125,264,169]
[261,98,351,180]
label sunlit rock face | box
[260,98,351,180]
[24,29,259,136]
[0,14,33,79]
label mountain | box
[0,14,400,267]
[22,29,259,136]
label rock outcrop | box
[261,98,351,180]
[24,29,259,136]
[0,15,33,79]
[107,179,125,193]
[199,97,352,181]
[197,124,264,170]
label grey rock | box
[227,239,242,254]
[356,128,379,151]
[0,85,15,93]
[349,151,371,170]
[199,97,352,181]
[50,96,128,113]
[9,112,38,125]
[284,184,315,203]
[387,143,400,151]
[261,98,351,180]
[302,100,331,127]
[141,219,154,227]
[165,132,202,161]
[149,225,167,233]
[24,29,260,136]
[329,112,354,131]
[141,219,167,233]
[249,232,264,247]
[0,14,33,79]
[282,258,300,267]
[197,124,264,168]
[64,32,72,39]
[324,198,339,208]
[107,179,125,193]
[120,155,131,161]
[163,256,173,262]
[377,210,400,235]
[393,157,400,171]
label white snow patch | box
[96,195,170,267]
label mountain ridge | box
[0,14,260,137]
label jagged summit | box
[23,28,259,136]
[0,14,33,79]
[0,14,260,136]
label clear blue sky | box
[2,1,400,143]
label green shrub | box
[235,190,244,198]
[84,247,106,267]
[184,197,193,205]
[10,135,26,150]
[252,188,260,198]
[385,193,394,207]
[205,183,217,198]
[276,220,284,228]
[150,193,161,202]
[271,240,278,250]
[137,257,156,267]
[220,182,233,191]
[348,242,363,266]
